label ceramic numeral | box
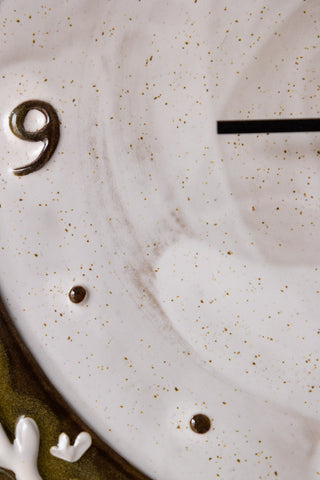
[9,100,60,176]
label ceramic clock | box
[0,1,319,479]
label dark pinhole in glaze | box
[190,414,211,434]
[68,286,87,304]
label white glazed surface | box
[1,1,320,479]
[0,417,42,480]
[50,431,92,463]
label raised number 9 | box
[9,100,60,176]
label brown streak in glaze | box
[9,100,60,176]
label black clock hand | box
[217,118,320,134]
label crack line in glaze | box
[8,100,60,176]
[0,416,42,480]
[50,432,92,463]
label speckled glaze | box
[0,297,149,480]
[1,1,320,479]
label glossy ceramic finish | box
[0,1,320,479]
[0,297,151,480]
[0,417,41,480]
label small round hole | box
[68,285,87,304]
[190,414,211,434]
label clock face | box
[0,1,320,479]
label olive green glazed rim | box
[0,293,151,480]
